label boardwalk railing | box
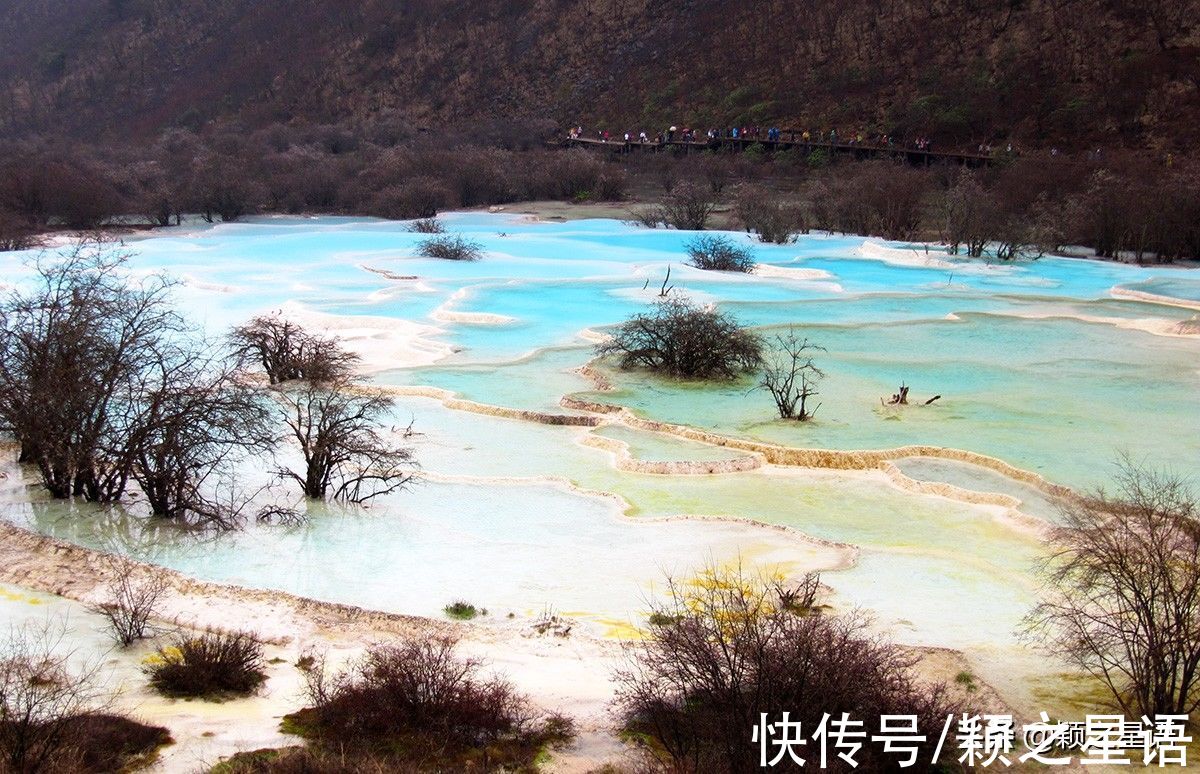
[558,135,994,167]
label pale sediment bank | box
[381,384,601,426]
[0,519,443,644]
[559,395,1075,501]
[0,521,639,773]
[751,263,838,283]
[374,376,1075,514]
[1006,307,1200,339]
[579,431,764,475]
[276,301,454,372]
[431,287,520,325]
[1111,286,1200,312]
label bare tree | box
[1025,460,1200,718]
[88,556,170,646]
[230,314,359,385]
[0,210,39,252]
[0,619,107,773]
[758,329,825,420]
[126,354,272,528]
[937,169,992,257]
[734,184,806,244]
[275,375,417,503]
[0,239,183,502]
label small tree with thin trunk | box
[89,557,170,647]
[1024,460,1200,718]
[128,354,273,528]
[758,329,825,420]
[275,375,417,503]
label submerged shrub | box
[416,234,484,261]
[443,600,480,620]
[407,217,445,233]
[597,297,762,379]
[290,635,573,769]
[145,631,267,699]
[684,234,755,272]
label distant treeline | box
[1,126,1197,263]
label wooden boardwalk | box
[559,135,994,167]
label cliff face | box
[1,0,1196,151]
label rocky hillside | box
[0,0,1197,151]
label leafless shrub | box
[1024,459,1200,717]
[530,605,573,637]
[772,571,822,614]
[597,298,762,380]
[809,161,928,239]
[651,181,719,230]
[275,375,417,503]
[0,157,123,230]
[627,207,663,229]
[416,234,483,261]
[254,504,307,527]
[406,217,445,233]
[192,158,260,223]
[734,184,806,243]
[230,314,360,385]
[758,329,825,420]
[0,211,40,252]
[292,635,574,770]
[88,557,169,647]
[145,630,267,699]
[366,176,453,220]
[684,234,755,272]
[615,564,959,773]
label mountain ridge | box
[1,0,1197,153]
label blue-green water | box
[1,213,1197,680]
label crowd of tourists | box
[567,124,946,153]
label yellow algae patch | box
[0,587,44,605]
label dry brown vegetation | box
[0,620,171,773]
[280,635,574,771]
[1025,460,1200,718]
[1,0,1196,155]
[145,630,267,699]
[616,565,961,773]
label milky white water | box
[2,213,1198,714]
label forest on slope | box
[1,0,1197,153]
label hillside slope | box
[1,0,1197,151]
